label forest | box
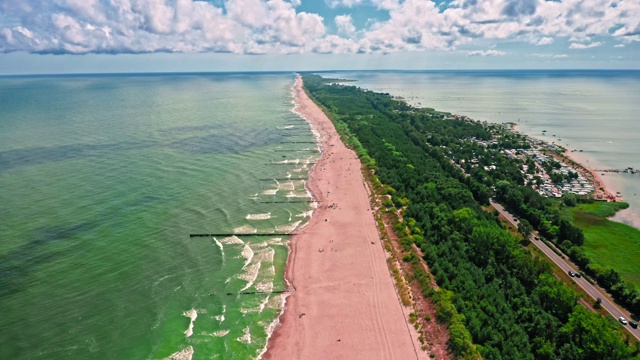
[302,74,638,359]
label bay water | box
[322,70,640,228]
[0,73,317,359]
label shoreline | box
[263,76,418,359]
[511,124,623,202]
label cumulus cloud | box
[0,0,638,55]
[0,0,329,54]
[467,49,506,56]
[325,0,364,8]
[335,14,356,35]
[535,37,553,45]
[569,42,603,49]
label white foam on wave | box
[246,213,271,220]
[277,221,301,233]
[164,346,194,360]
[257,294,271,313]
[281,182,295,191]
[207,330,230,337]
[237,327,252,345]
[267,237,283,245]
[286,191,311,198]
[233,225,257,234]
[295,210,314,218]
[279,158,300,165]
[262,178,281,195]
[220,236,244,245]
[241,244,254,269]
[257,293,290,360]
[255,281,274,294]
[153,274,173,287]
[239,246,275,292]
[239,261,261,292]
[182,309,198,338]
[213,237,225,259]
[212,304,226,322]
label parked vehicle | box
[630,321,638,329]
[568,271,575,277]
[619,317,628,325]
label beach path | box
[263,76,418,359]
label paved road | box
[490,200,640,342]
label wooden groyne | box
[274,149,318,152]
[259,201,316,204]
[594,168,639,174]
[266,162,316,165]
[190,233,296,237]
[227,289,289,296]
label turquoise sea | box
[0,73,317,359]
[322,70,640,228]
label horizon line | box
[2,68,640,77]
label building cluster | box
[523,150,594,198]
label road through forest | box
[490,200,640,342]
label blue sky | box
[0,0,638,74]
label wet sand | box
[263,76,418,359]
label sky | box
[0,0,639,74]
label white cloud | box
[325,0,364,8]
[370,0,401,10]
[535,37,553,45]
[0,0,638,56]
[467,49,506,56]
[533,53,568,58]
[335,15,356,35]
[614,44,625,48]
[569,42,603,49]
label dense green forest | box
[302,74,638,359]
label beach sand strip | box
[263,76,418,359]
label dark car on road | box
[630,321,638,329]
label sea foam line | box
[164,346,194,360]
[246,213,271,220]
[241,244,254,269]
[237,327,252,345]
[182,309,198,338]
[213,237,225,260]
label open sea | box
[0,73,318,359]
[322,70,640,229]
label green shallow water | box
[0,74,316,359]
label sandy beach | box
[263,76,418,359]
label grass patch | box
[575,201,629,218]
[571,202,640,288]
